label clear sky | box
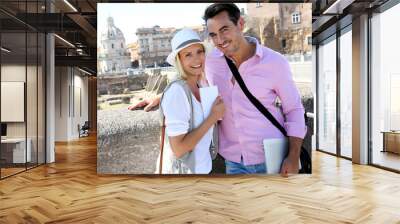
[97,3,247,45]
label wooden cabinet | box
[382,132,400,154]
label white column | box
[352,14,369,164]
[45,0,56,163]
[312,45,317,151]
[46,32,55,163]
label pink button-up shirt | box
[205,37,307,166]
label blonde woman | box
[156,29,224,174]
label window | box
[318,37,337,155]
[340,29,352,158]
[121,43,123,48]
[281,39,286,48]
[256,2,262,7]
[307,36,312,45]
[390,74,400,130]
[292,12,301,24]
[111,43,114,49]
[0,23,46,179]
[371,3,400,171]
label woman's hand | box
[209,96,225,122]
[128,99,149,110]
[128,95,161,112]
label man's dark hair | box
[203,3,241,25]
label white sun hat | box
[166,28,206,67]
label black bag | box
[224,56,311,174]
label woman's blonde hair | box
[174,43,207,82]
[175,55,189,80]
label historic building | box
[127,42,139,68]
[136,26,176,68]
[136,25,206,68]
[246,3,312,61]
[98,16,131,75]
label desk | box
[382,131,400,154]
[1,138,31,163]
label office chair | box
[79,121,90,138]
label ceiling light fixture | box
[54,34,75,48]
[78,67,93,76]
[1,47,11,53]
[76,48,84,55]
[322,0,355,15]
[63,0,78,12]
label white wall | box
[55,67,89,141]
[1,82,25,122]
[1,65,26,138]
[71,73,89,138]
[1,65,26,81]
[55,66,68,141]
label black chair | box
[79,121,90,138]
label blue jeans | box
[225,157,266,174]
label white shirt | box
[161,82,213,174]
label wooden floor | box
[1,167,26,178]
[1,163,45,178]
[1,135,400,223]
[372,150,400,171]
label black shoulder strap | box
[224,56,287,137]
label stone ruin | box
[97,69,170,110]
[97,73,149,96]
[143,69,169,95]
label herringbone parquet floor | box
[1,134,400,223]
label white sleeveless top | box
[160,83,212,174]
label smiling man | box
[202,3,306,175]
